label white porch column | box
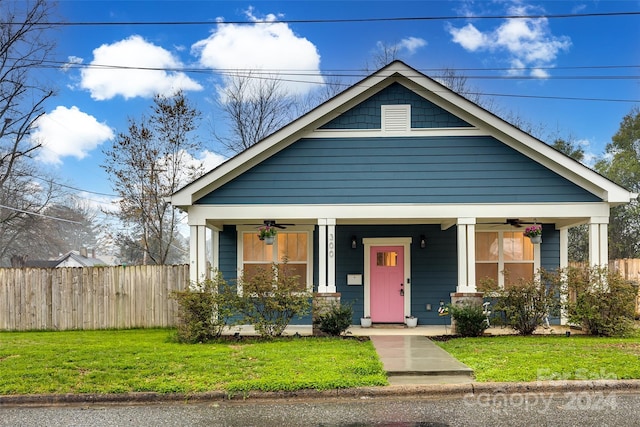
[589,217,609,267]
[189,224,208,284]
[456,218,476,293]
[210,226,220,271]
[327,219,337,293]
[317,219,327,293]
[559,228,569,269]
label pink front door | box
[370,246,405,323]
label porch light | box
[351,236,357,249]
[420,235,426,249]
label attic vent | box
[382,105,410,132]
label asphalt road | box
[1,392,638,427]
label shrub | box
[234,262,312,338]
[492,272,561,335]
[449,301,488,337]
[315,301,353,336]
[171,271,236,343]
[562,266,637,337]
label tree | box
[595,107,640,259]
[0,0,58,265]
[102,91,203,265]
[215,72,295,154]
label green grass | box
[0,329,387,395]
[436,335,640,382]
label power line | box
[42,59,640,103]
[18,172,118,198]
[25,11,640,26]
[0,204,84,225]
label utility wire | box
[26,11,640,26]
[0,204,84,225]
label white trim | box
[170,61,636,208]
[185,203,612,224]
[588,219,609,266]
[211,227,220,271]
[475,229,539,289]
[236,226,315,292]
[309,127,486,138]
[317,219,327,292]
[363,237,412,320]
[327,219,336,292]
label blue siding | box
[321,83,471,129]
[335,224,458,326]
[216,223,562,326]
[219,225,238,282]
[540,224,561,272]
[197,136,601,205]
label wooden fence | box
[570,259,640,316]
[0,265,189,331]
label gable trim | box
[170,61,636,208]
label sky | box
[26,0,640,217]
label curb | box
[2,380,639,407]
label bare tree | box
[215,72,295,154]
[0,0,59,265]
[102,91,202,265]
[364,41,403,72]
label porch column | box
[559,228,569,269]
[327,219,337,293]
[588,217,609,267]
[317,219,327,293]
[210,226,220,272]
[456,217,476,293]
[189,224,208,284]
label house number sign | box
[328,233,335,259]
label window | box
[376,251,398,267]
[475,231,536,288]
[239,228,312,291]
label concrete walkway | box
[370,335,474,385]
[225,324,579,386]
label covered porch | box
[185,202,612,325]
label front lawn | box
[0,329,387,395]
[436,335,640,382]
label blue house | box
[170,61,636,326]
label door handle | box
[400,289,404,296]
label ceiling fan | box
[480,218,537,228]
[248,220,294,229]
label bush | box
[562,266,637,337]
[171,271,236,343]
[449,302,488,337]
[493,272,561,335]
[234,262,312,338]
[315,301,353,336]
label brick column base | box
[312,293,341,336]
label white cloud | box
[63,55,83,72]
[31,106,115,165]
[198,150,227,172]
[75,191,119,214]
[80,35,203,100]
[397,37,428,55]
[449,23,488,51]
[156,149,227,190]
[448,4,571,77]
[191,8,323,97]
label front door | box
[370,245,405,323]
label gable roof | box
[24,251,106,268]
[171,61,637,208]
